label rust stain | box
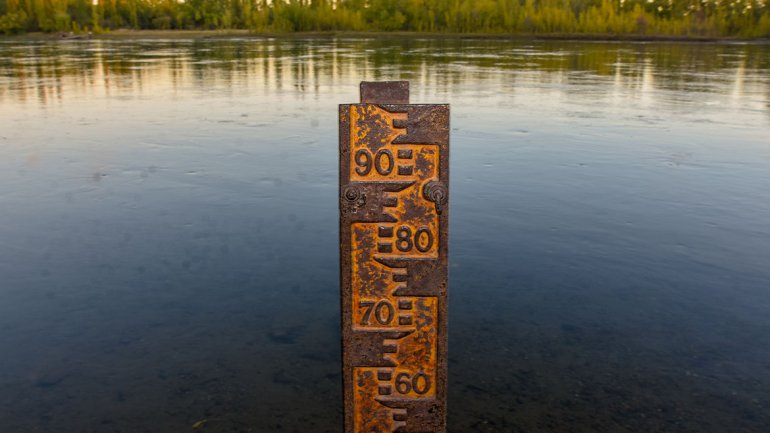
[341,82,449,433]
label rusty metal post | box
[340,82,449,432]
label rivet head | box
[423,181,448,214]
[342,185,366,209]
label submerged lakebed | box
[0,38,769,432]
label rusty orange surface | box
[348,104,441,432]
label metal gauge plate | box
[340,81,449,433]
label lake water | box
[1,37,769,433]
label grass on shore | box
[3,29,769,43]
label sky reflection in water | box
[0,38,769,432]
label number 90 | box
[355,149,394,176]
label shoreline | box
[3,29,770,43]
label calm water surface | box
[1,38,769,433]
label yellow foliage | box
[2,0,769,37]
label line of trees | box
[1,0,769,37]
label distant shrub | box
[0,10,28,35]
[1,0,769,37]
[756,14,770,37]
[152,16,172,30]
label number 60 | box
[395,372,431,395]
